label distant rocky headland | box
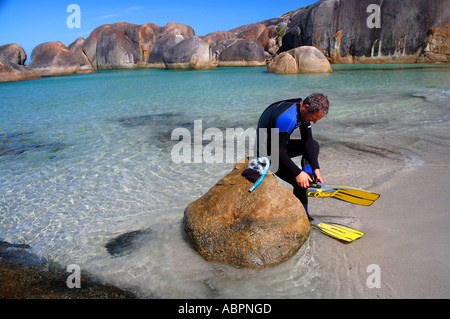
[1,0,448,82]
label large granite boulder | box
[218,39,266,66]
[201,31,238,46]
[163,36,218,69]
[147,23,194,67]
[110,22,159,65]
[27,41,91,75]
[80,22,194,69]
[137,23,160,64]
[67,38,95,73]
[183,160,310,269]
[82,25,138,70]
[0,44,27,65]
[257,25,278,51]
[229,17,290,58]
[239,23,267,40]
[280,0,450,63]
[268,45,332,73]
[0,57,40,82]
[162,22,195,39]
[148,32,185,67]
[421,22,450,62]
[0,44,40,82]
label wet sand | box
[353,157,450,298]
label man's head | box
[301,93,329,124]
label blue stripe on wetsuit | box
[275,104,297,134]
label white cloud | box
[94,6,146,20]
[94,13,122,20]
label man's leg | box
[274,164,310,219]
[276,139,320,220]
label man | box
[256,93,329,219]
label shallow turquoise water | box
[0,64,449,298]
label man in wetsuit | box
[256,93,329,218]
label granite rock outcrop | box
[268,45,333,73]
[0,44,40,82]
[280,0,450,63]
[183,160,310,269]
[1,0,448,82]
[27,41,93,76]
[163,36,218,69]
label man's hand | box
[296,169,324,188]
[314,169,323,184]
[295,171,312,189]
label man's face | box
[300,104,324,124]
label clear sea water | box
[1,64,449,298]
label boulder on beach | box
[147,22,195,67]
[421,22,450,63]
[268,46,332,74]
[257,25,278,51]
[239,23,267,40]
[110,22,159,65]
[0,57,40,83]
[201,31,238,46]
[0,44,27,65]
[148,32,185,67]
[183,160,310,269]
[163,36,218,69]
[281,0,450,63]
[0,44,40,82]
[162,22,195,39]
[27,41,91,76]
[68,38,95,73]
[82,25,138,70]
[218,39,266,66]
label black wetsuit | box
[256,98,320,211]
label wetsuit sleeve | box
[274,105,302,177]
[278,132,302,177]
[299,123,320,170]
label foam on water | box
[0,65,449,298]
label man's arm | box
[278,132,302,177]
[299,123,320,171]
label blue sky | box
[0,0,316,63]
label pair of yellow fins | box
[306,183,380,243]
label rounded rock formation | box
[82,25,138,70]
[27,41,88,75]
[268,46,332,74]
[218,39,266,66]
[163,36,218,69]
[183,160,310,269]
[0,58,40,82]
[0,44,27,65]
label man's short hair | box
[304,93,329,115]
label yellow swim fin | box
[307,183,380,206]
[310,220,365,243]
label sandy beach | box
[352,155,450,298]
